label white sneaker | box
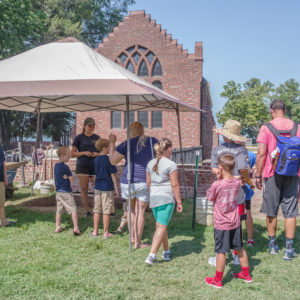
[232,253,240,265]
[145,255,157,265]
[208,256,217,267]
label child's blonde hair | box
[56,146,70,158]
[153,138,172,175]
[218,154,235,173]
[129,122,147,153]
[95,138,109,152]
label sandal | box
[103,232,115,239]
[90,230,98,238]
[55,227,66,233]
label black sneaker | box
[85,211,92,217]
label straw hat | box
[215,120,247,143]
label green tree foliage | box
[217,78,273,139]
[0,0,134,146]
[273,79,300,123]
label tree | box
[217,78,274,139]
[0,0,134,146]
[272,79,300,123]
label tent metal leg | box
[126,95,132,253]
[176,105,188,200]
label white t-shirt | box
[146,157,178,208]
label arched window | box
[117,45,162,77]
[138,59,148,77]
[152,80,163,90]
[152,59,162,77]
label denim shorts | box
[120,182,149,202]
[152,203,175,226]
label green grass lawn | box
[0,200,299,300]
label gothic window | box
[118,53,127,64]
[152,111,162,128]
[146,51,155,64]
[138,111,148,128]
[138,59,149,77]
[138,45,147,53]
[111,111,122,128]
[133,52,141,65]
[127,46,135,53]
[152,80,163,90]
[126,61,134,73]
[152,59,162,77]
[117,45,163,77]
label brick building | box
[76,10,216,159]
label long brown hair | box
[153,138,172,175]
[130,122,147,153]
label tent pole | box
[31,100,41,195]
[176,104,187,200]
[126,95,132,253]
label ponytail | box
[153,138,172,175]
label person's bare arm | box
[170,170,183,212]
[255,143,267,189]
[108,133,124,165]
[3,162,7,185]
[111,173,120,197]
[71,146,92,158]
[146,172,151,191]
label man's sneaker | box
[247,240,255,247]
[282,249,298,261]
[232,272,253,283]
[204,277,223,289]
[232,253,240,265]
[145,255,157,265]
[269,243,279,255]
[162,251,171,261]
[208,256,217,267]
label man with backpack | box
[256,100,299,260]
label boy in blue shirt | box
[54,146,80,235]
[91,139,118,239]
[0,145,15,227]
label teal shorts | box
[152,203,175,226]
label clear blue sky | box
[129,0,300,121]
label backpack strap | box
[265,122,280,137]
[290,122,298,137]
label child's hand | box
[109,133,117,144]
[91,152,98,157]
[177,202,183,213]
[63,174,69,179]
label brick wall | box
[14,159,215,198]
[76,10,215,156]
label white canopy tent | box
[0,38,204,251]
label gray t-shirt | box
[146,157,178,208]
[211,142,248,176]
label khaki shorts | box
[0,182,5,207]
[56,192,77,214]
[94,190,113,214]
